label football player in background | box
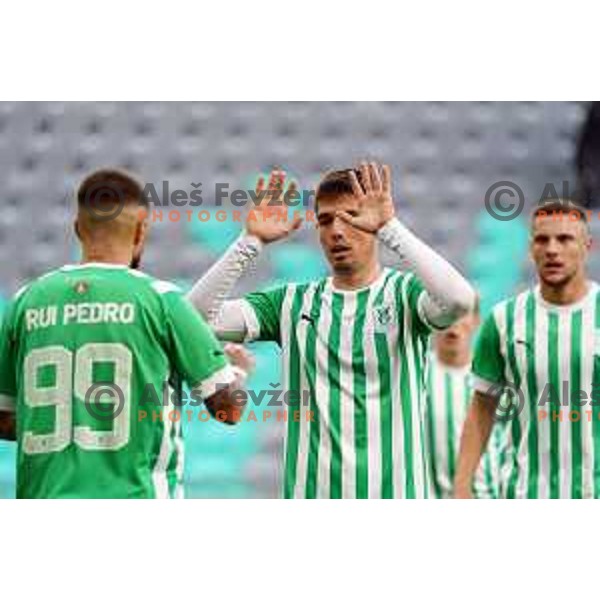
[188,163,476,498]
[455,200,600,498]
[0,169,249,498]
[425,304,506,499]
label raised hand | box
[245,168,303,244]
[337,162,396,233]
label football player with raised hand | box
[188,162,476,498]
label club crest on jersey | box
[374,304,394,331]
[74,280,89,294]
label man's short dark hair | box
[77,168,146,208]
[315,168,365,212]
[532,198,589,224]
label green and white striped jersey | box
[425,356,506,499]
[472,281,600,499]
[244,268,434,499]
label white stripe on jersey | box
[511,290,530,499]
[339,291,357,498]
[292,282,318,499]
[173,418,185,499]
[558,308,573,498]
[152,401,173,499]
[581,298,595,498]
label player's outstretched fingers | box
[382,164,392,193]
[369,162,383,192]
[360,162,373,192]
[348,169,365,198]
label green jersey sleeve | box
[0,300,17,412]
[161,284,234,398]
[243,285,287,343]
[402,273,433,338]
[472,310,506,389]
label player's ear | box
[133,215,148,248]
[131,222,146,269]
[528,235,535,264]
[74,219,81,241]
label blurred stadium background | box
[0,101,598,498]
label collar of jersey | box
[328,267,389,295]
[534,280,598,312]
[61,262,130,270]
[434,360,471,377]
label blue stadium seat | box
[270,243,326,284]
[469,210,529,316]
[0,443,15,499]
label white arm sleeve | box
[187,233,264,342]
[377,217,476,329]
[210,299,261,342]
